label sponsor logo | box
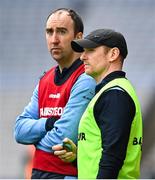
[40,107,64,116]
[49,93,60,99]
[133,137,143,151]
[133,137,142,145]
[78,132,86,141]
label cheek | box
[92,58,105,72]
[96,61,105,71]
[61,37,72,47]
[46,40,50,50]
[46,36,51,46]
[84,62,96,75]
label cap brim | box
[71,39,99,52]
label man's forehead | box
[46,10,73,27]
[48,10,70,21]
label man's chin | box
[85,71,91,76]
[51,53,61,61]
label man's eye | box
[59,30,66,34]
[46,29,53,35]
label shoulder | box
[76,73,96,88]
[95,88,135,113]
[71,73,96,98]
[78,73,96,83]
[98,87,133,103]
[39,71,46,79]
[39,66,57,80]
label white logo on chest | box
[49,93,60,99]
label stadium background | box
[0,0,155,178]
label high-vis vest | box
[33,64,84,175]
[78,78,143,179]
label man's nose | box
[51,32,59,44]
[80,52,87,61]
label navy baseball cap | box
[71,29,128,59]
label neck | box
[58,53,81,73]
[95,65,122,84]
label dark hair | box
[46,8,84,35]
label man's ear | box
[75,32,83,39]
[109,47,120,62]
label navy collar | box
[95,71,126,93]
[54,59,83,85]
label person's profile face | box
[80,46,110,82]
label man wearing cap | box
[53,29,143,179]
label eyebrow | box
[46,27,68,31]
